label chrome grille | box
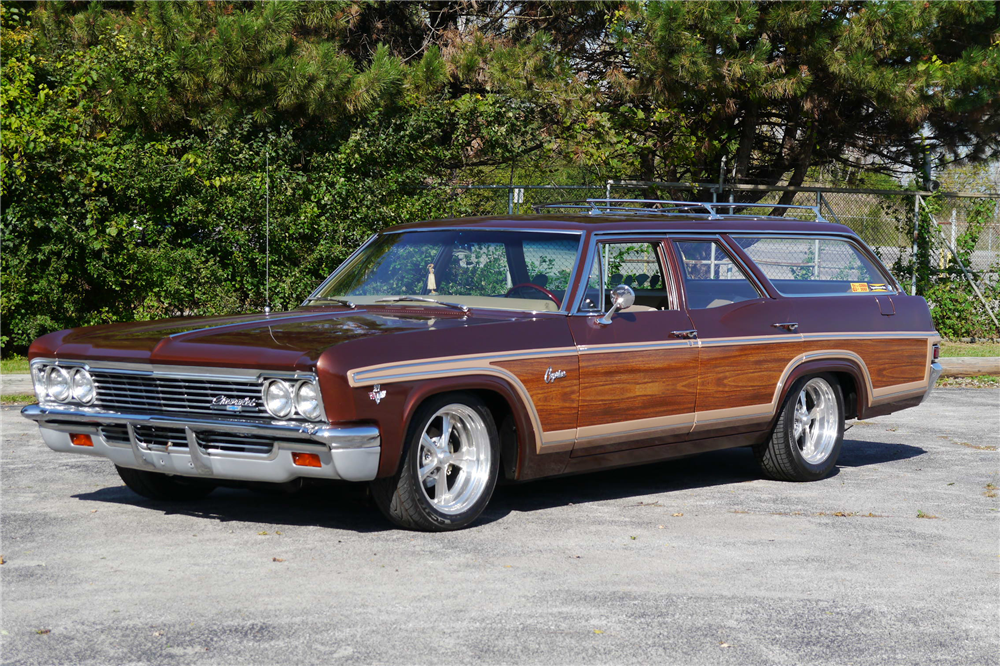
[198,433,274,456]
[91,371,264,418]
[99,424,276,456]
[99,424,188,449]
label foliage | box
[899,196,1000,339]
[2,1,999,352]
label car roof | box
[388,214,858,237]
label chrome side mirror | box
[596,284,635,326]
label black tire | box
[115,465,216,501]
[370,393,500,531]
[754,374,844,482]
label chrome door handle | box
[772,322,799,332]
[671,329,698,339]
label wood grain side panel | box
[493,356,580,432]
[801,338,927,388]
[578,348,699,428]
[696,342,801,412]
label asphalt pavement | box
[2,388,998,665]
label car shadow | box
[72,438,924,531]
[485,438,925,517]
[73,482,391,533]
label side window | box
[580,241,669,312]
[674,240,761,309]
[733,236,894,295]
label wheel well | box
[830,371,859,419]
[406,388,520,481]
[468,389,518,481]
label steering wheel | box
[505,283,560,305]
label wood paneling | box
[696,336,930,413]
[493,356,580,432]
[696,342,800,412]
[577,347,699,428]
[801,338,927,388]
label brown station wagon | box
[23,200,943,530]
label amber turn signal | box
[291,452,322,467]
[70,433,94,447]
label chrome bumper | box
[21,403,381,483]
[920,361,945,404]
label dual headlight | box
[263,378,323,421]
[32,365,96,405]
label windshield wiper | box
[306,297,356,309]
[376,296,470,314]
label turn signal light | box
[932,344,940,360]
[291,452,322,468]
[70,433,93,447]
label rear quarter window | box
[734,236,895,296]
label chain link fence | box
[435,181,999,336]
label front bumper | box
[21,403,381,483]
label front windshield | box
[310,230,582,312]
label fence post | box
[507,187,514,216]
[911,194,920,296]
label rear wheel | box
[754,374,844,481]
[115,465,216,501]
[371,394,499,531]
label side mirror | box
[596,284,635,326]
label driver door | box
[568,237,700,456]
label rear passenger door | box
[666,236,801,437]
[568,236,700,456]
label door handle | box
[671,329,698,339]
[772,322,799,332]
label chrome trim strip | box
[20,404,380,450]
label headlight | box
[294,380,322,421]
[264,380,293,419]
[32,365,47,402]
[47,366,72,402]
[71,368,96,404]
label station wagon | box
[23,200,942,530]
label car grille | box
[99,424,276,457]
[91,371,265,418]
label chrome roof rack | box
[531,199,827,222]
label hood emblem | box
[369,385,386,405]
[544,367,566,384]
[211,395,258,412]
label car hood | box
[39,307,519,371]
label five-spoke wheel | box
[754,374,844,481]
[371,394,499,531]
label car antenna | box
[264,150,271,315]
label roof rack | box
[531,199,827,222]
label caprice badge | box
[544,367,567,384]
[369,384,386,405]
[211,395,259,412]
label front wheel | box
[370,394,499,531]
[754,374,844,481]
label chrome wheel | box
[793,377,839,464]
[416,404,493,516]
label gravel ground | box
[2,388,998,666]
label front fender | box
[352,374,540,480]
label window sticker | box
[850,282,870,292]
[870,283,889,292]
